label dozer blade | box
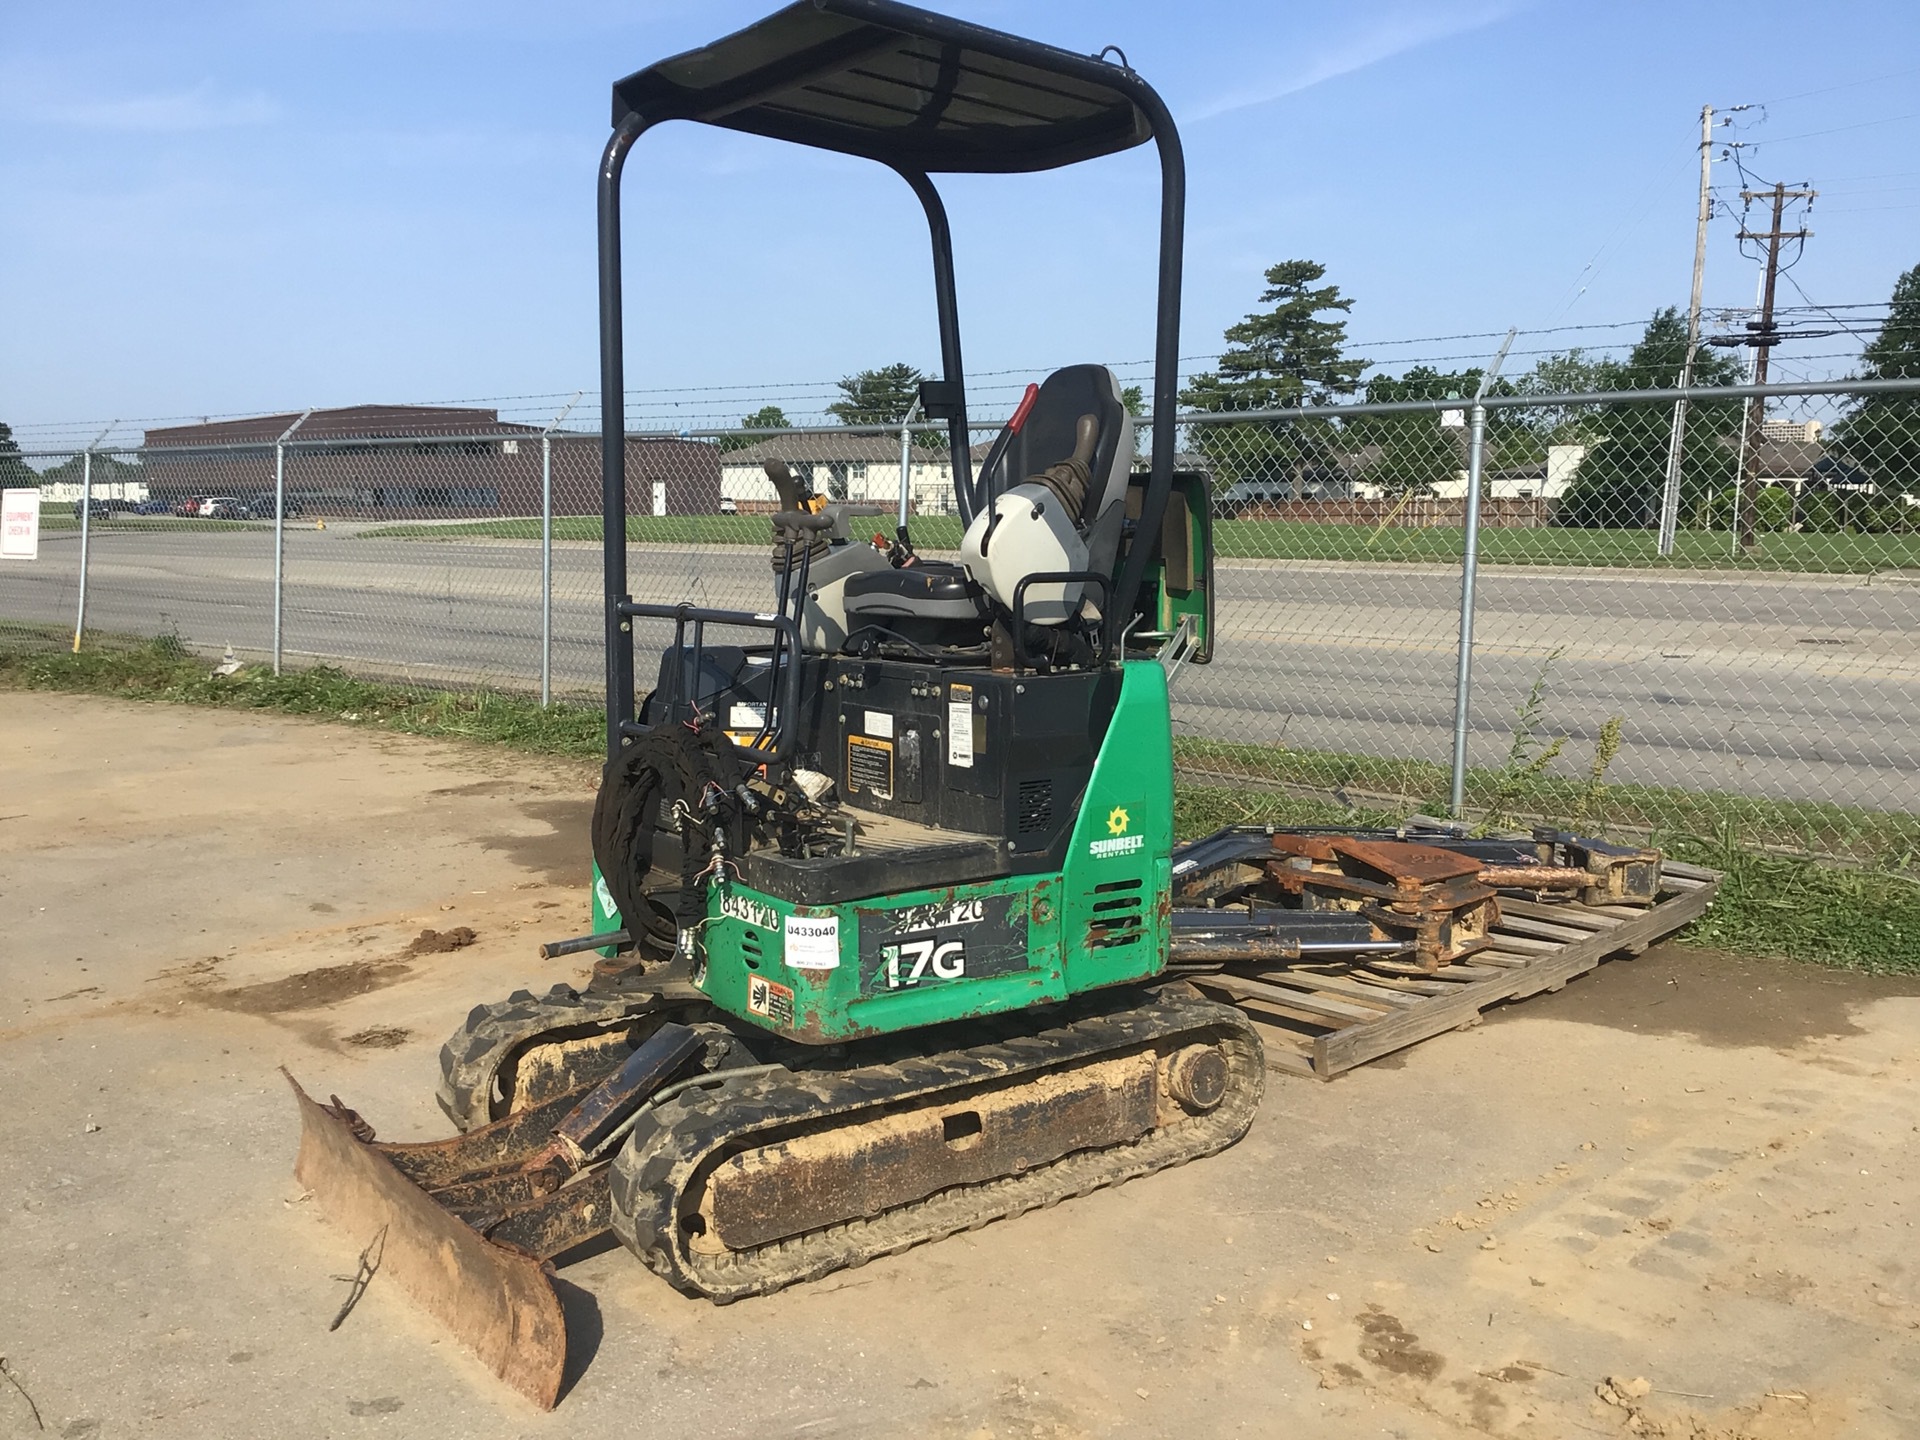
[285,1072,568,1410]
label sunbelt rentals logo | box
[1088,804,1144,859]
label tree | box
[1120,384,1146,457]
[1833,262,1920,499]
[719,404,791,452]
[1179,260,1368,494]
[1350,366,1475,495]
[1513,348,1611,446]
[0,422,35,487]
[1558,308,1743,529]
[828,364,923,426]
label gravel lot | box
[5,694,1918,1439]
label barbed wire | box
[10,306,1903,445]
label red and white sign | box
[1,489,39,561]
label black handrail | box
[1009,571,1112,676]
[613,602,804,762]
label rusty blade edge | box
[282,1069,568,1410]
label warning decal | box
[746,975,795,1026]
[846,734,895,799]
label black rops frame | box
[596,0,1186,763]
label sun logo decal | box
[1106,806,1130,836]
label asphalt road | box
[6,524,1917,811]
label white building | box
[1424,443,1587,501]
[719,434,958,514]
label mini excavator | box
[287,0,1257,1407]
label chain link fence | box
[7,376,1917,863]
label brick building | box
[141,404,720,518]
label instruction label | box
[947,683,974,768]
[846,734,894,800]
[863,709,894,739]
[783,913,841,970]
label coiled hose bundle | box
[590,724,749,959]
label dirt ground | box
[3,693,1917,1440]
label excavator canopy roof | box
[611,0,1153,173]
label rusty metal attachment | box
[1534,830,1663,907]
[284,1022,707,1409]
[1265,835,1500,972]
[287,1072,571,1409]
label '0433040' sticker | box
[783,913,841,970]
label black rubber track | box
[606,986,1263,1302]
[435,981,700,1132]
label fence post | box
[70,420,116,652]
[1448,331,1516,819]
[540,392,583,706]
[271,409,314,675]
[72,448,92,653]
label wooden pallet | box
[1184,861,1722,1080]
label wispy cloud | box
[1189,2,1523,122]
[24,84,280,132]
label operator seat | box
[991,364,1131,583]
[840,365,1133,647]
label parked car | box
[718,497,739,514]
[242,493,303,519]
[199,496,251,519]
[173,497,208,517]
[132,499,172,516]
[73,498,114,519]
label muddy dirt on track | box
[3,692,1917,1440]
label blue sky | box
[3,0,1917,444]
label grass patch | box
[1173,735,1920,867]
[7,637,1916,974]
[38,515,268,534]
[360,513,1920,573]
[1666,832,1920,976]
[1210,521,1919,573]
[0,634,605,761]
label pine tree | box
[827,364,923,426]
[0,422,36,487]
[1180,261,1367,494]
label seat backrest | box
[1006,362,1121,522]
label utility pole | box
[1658,104,1715,556]
[1734,181,1814,550]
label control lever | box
[763,459,808,511]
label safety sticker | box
[783,913,841,970]
[846,734,894,799]
[746,975,795,1026]
[863,709,894,739]
[947,683,974,768]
